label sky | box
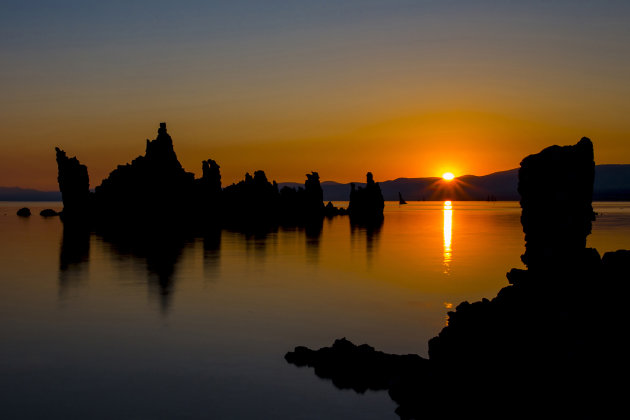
[1,0,630,190]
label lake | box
[1,201,629,419]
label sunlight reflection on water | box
[1,201,630,419]
[443,200,453,274]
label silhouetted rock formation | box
[286,138,629,418]
[200,159,222,193]
[303,172,326,216]
[348,172,384,223]
[40,209,59,217]
[93,123,195,224]
[279,172,327,221]
[55,123,344,231]
[55,147,91,221]
[285,338,429,394]
[601,248,630,274]
[324,201,348,217]
[519,137,596,270]
[195,158,222,217]
[221,170,281,228]
[16,207,31,217]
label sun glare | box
[442,172,455,181]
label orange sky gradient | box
[1,2,629,190]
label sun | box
[442,172,455,181]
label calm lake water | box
[1,201,629,419]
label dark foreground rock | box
[519,136,596,270]
[16,207,31,217]
[286,138,629,418]
[285,338,429,394]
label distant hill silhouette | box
[592,164,630,200]
[280,164,630,201]
[2,166,629,203]
[0,187,61,201]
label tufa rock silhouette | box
[324,201,348,217]
[40,208,59,217]
[54,123,364,231]
[92,122,195,224]
[348,172,385,223]
[518,137,596,271]
[55,147,91,222]
[285,337,429,394]
[286,137,629,418]
[16,207,31,217]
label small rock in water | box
[40,209,59,217]
[17,207,31,217]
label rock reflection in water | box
[56,225,327,313]
[203,228,222,279]
[58,227,196,313]
[58,226,91,297]
[350,219,383,265]
[304,222,323,265]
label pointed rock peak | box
[55,146,90,218]
[577,137,594,160]
[578,136,592,147]
[253,170,268,184]
[366,172,374,184]
[149,122,172,146]
[144,122,181,169]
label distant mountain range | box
[0,187,62,201]
[282,164,630,201]
[2,164,629,202]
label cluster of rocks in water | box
[286,137,630,418]
[51,122,386,312]
[16,207,59,217]
[51,125,628,416]
[55,123,384,232]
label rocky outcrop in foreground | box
[285,338,429,394]
[286,138,629,418]
[518,137,596,270]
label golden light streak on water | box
[443,201,452,274]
